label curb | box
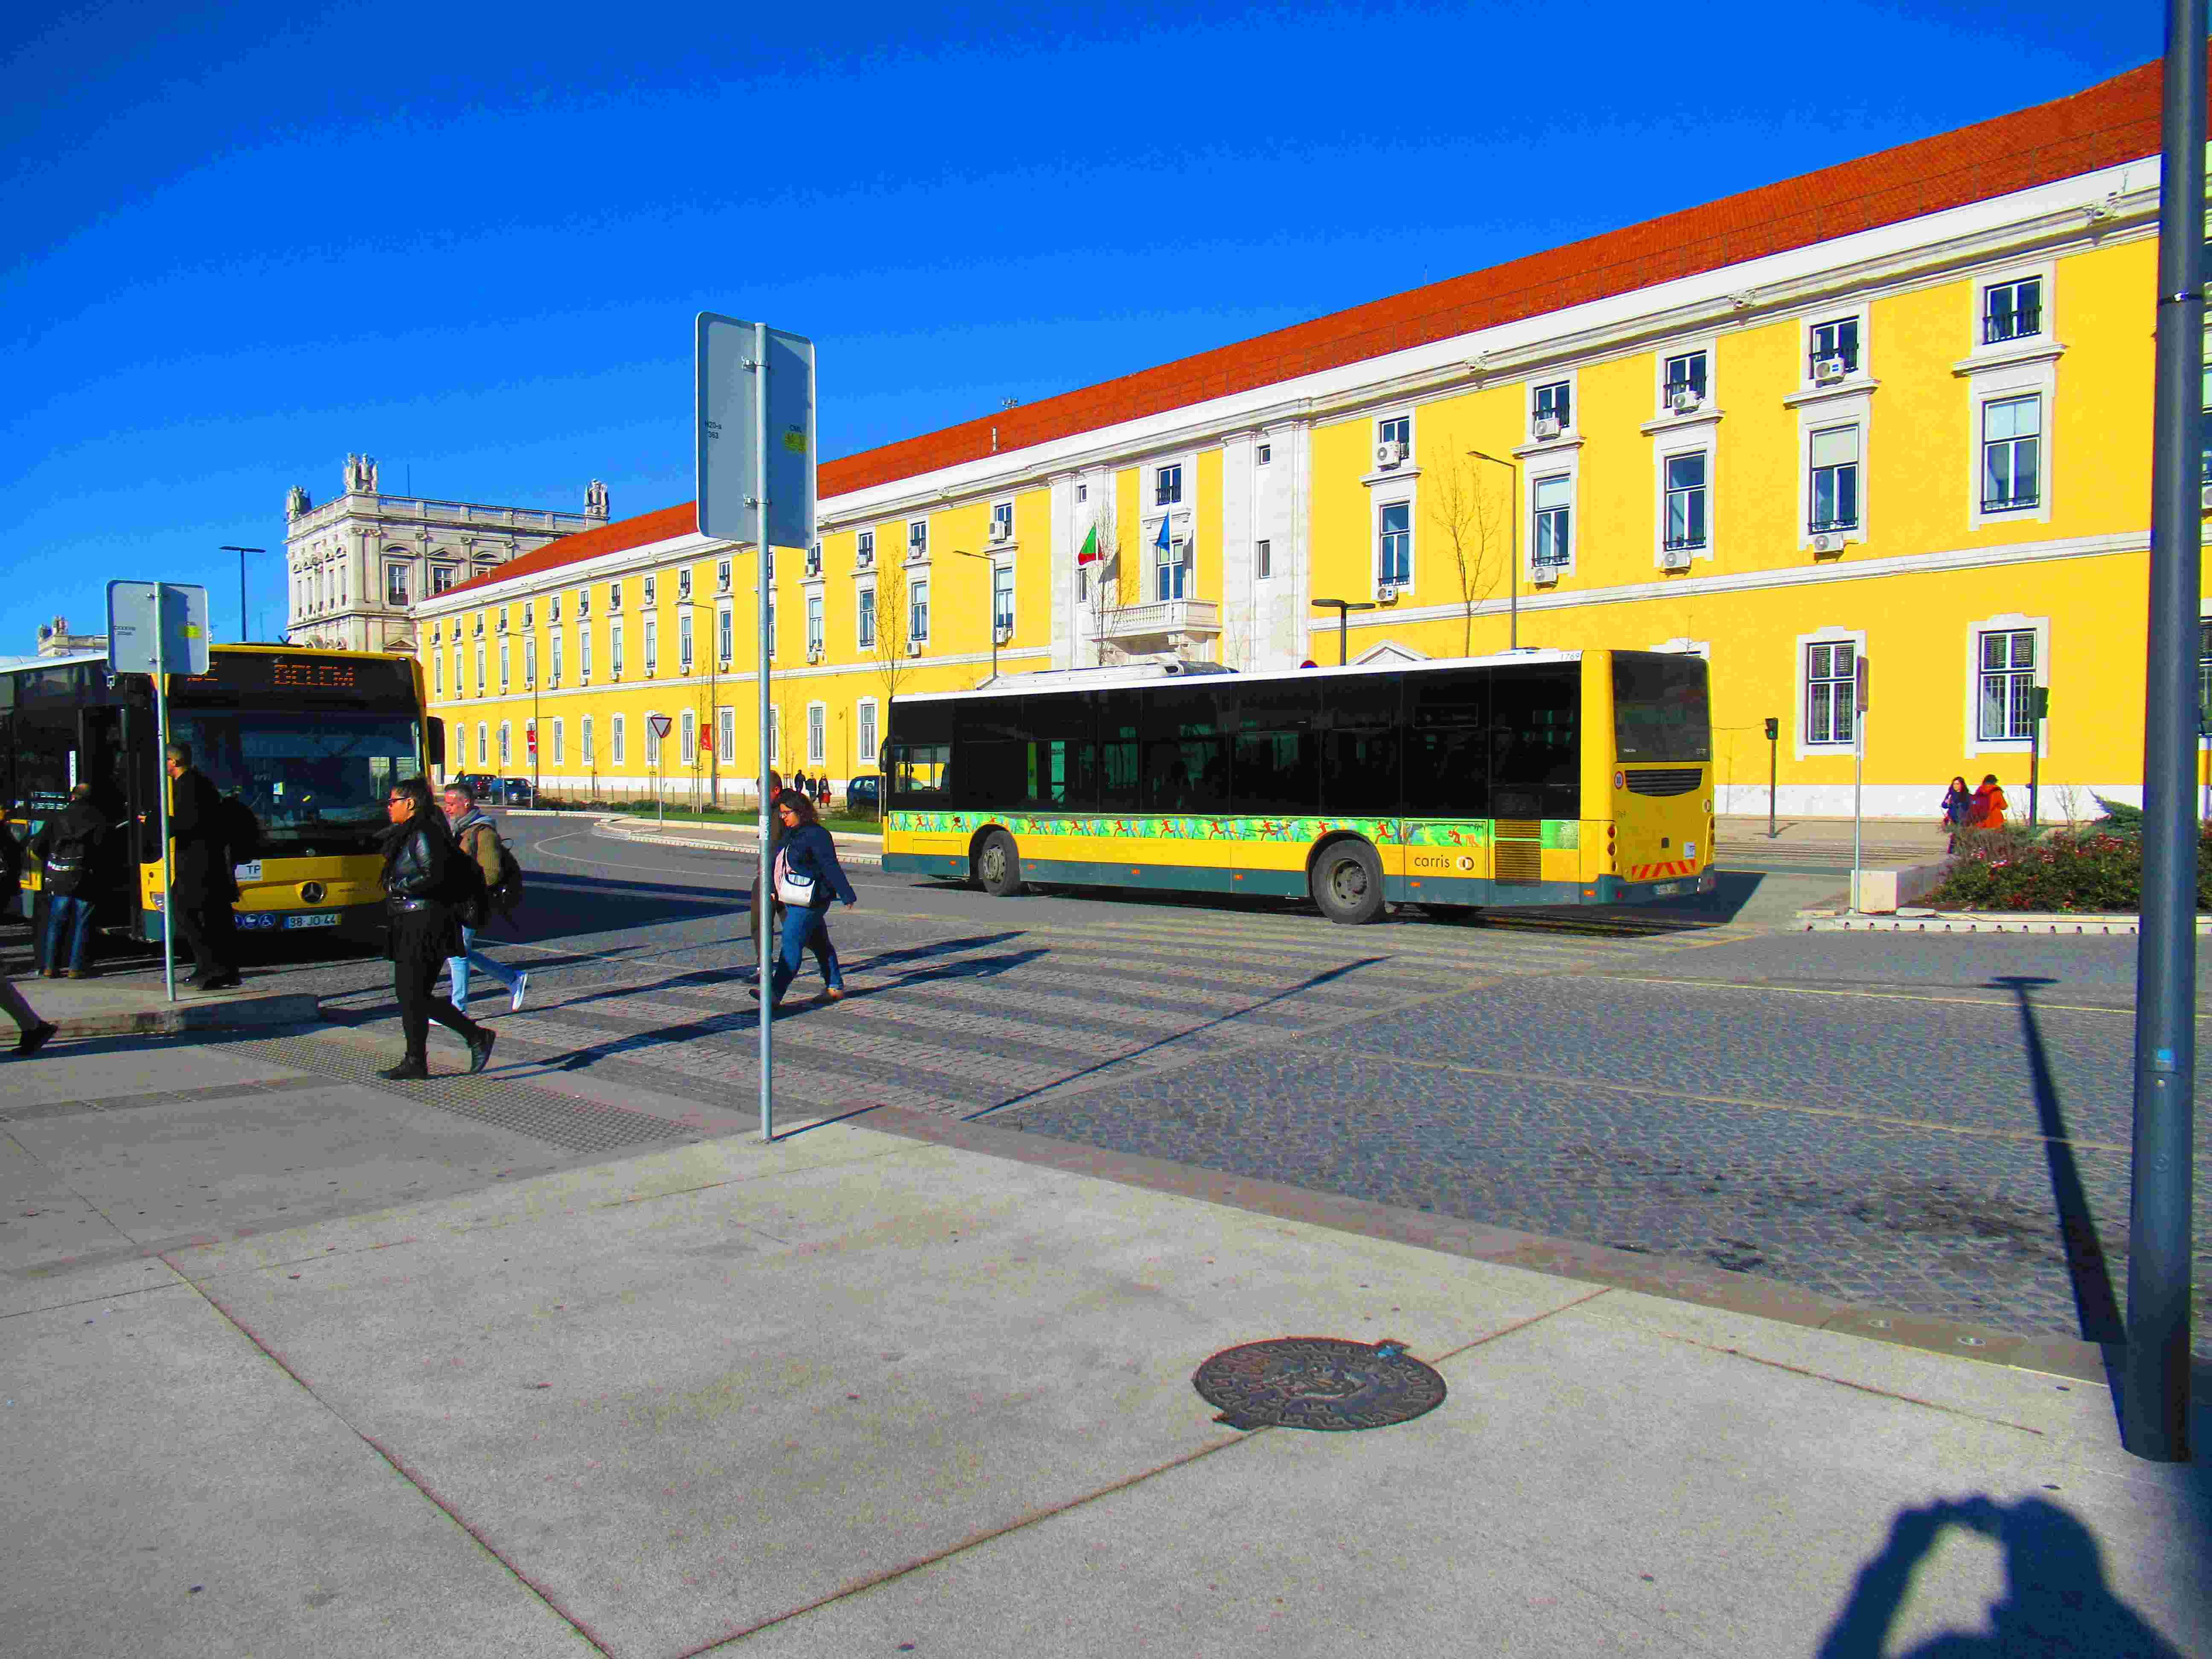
[590,818,886,867]
[1798,911,2197,934]
[54,990,324,1039]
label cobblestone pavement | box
[58,815,2206,1360]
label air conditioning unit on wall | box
[1662,547,1692,571]
[1669,387,1701,415]
[989,521,1012,543]
[1374,440,1406,469]
[1532,414,1562,440]
[907,640,923,656]
[1376,583,1398,603]
[1811,533,1843,555]
[1813,357,1847,385]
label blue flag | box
[1155,514,1171,551]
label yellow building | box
[416,59,2197,819]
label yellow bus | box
[880,649,1714,923]
[4,645,442,949]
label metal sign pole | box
[755,321,775,1144]
[154,588,176,1004]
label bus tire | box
[973,829,1024,897]
[1310,839,1384,925]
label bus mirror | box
[426,718,446,769]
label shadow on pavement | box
[1816,1487,2200,1657]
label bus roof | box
[897,647,1589,704]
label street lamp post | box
[1465,450,1519,651]
[954,549,1001,683]
[220,547,265,643]
[1309,598,1376,666]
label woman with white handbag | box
[753,789,858,1009]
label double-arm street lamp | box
[1309,597,1377,665]
[954,549,1005,684]
[220,546,265,643]
[1465,448,1520,651]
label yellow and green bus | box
[880,649,1714,923]
[4,645,442,949]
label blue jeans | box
[444,925,520,1010]
[767,903,842,1005]
[43,893,95,973]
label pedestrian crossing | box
[313,896,1763,1127]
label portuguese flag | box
[1077,525,1100,565]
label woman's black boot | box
[379,1056,430,1080]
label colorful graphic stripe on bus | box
[888,812,1579,850]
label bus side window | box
[890,744,949,805]
[1143,687,1228,816]
[1097,691,1142,812]
[1318,674,1403,818]
[1232,681,1318,817]
[1490,666,1580,820]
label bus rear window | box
[1613,655,1711,763]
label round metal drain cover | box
[1192,1336,1445,1432]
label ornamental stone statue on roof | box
[285,484,311,519]
[585,479,609,519]
[345,454,378,493]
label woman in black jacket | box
[378,777,493,1080]
[754,789,858,1009]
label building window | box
[808,703,826,766]
[579,625,592,680]
[1531,474,1572,571]
[498,606,509,632]
[1810,426,1860,532]
[451,646,462,697]
[608,581,623,611]
[1663,453,1708,550]
[477,723,488,765]
[678,568,693,598]
[643,617,658,675]
[805,543,822,577]
[1981,396,2041,512]
[521,602,533,628]
[1805,640,1857,745]
[498,723,512,766]
[717,706,735,766]
[717,605,733,662]
[1663,350,1708,405]
[550,633,563,685]
[858,700,879,770]
[582,715,595,765]
[909,579,930,642]
[1377,502,1412,585]
[992,564,1014,634]
[1256,443,1272,466]
[431,565,456,595]
[680,709,696,765]
[610,620,625,677]
[769,709,780,765]
[433,654,442,697]
[1984,278,2042,344]
[1076,483,1088,503]
[552,719,564,766]
[611,715,626,766]
[855,531,873,567]
[1532,381,1570,434]
[499,641,510,693]
[1155,464,1183,506]
[716,558,731,593]
[806,594,824,654]
[643,575,656,605]
[474,643,486,693]
[1256,538,1272,579]
[1810,315,1860,376]
[1155,530,1189,600]
[1978,629,2038,740]
[907,520,928,560]
[991,501,1014,541]
[524,637,536,687]
[767,596,776,657]
[858,587,876,649]
[678,612,694,672]
[1376,415,1410,463]
[386,565,410,606]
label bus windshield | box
[1612,654,1711,763]
[168,710,422,856]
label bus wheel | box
[974,829,1024,897]
[1310,840,1384,925]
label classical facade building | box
[284,454,608,654]
[35,616,107,658]
[416,59,2198,818]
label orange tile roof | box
[443,57,2166,604]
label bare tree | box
[870,553,915,716]
[1427,454,1511,657]
[1081,494,1130,666]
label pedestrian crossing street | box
[320,900,1767,1123]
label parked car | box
[843,774,880,815]
[497,778,536,808]
[446,772,501,802]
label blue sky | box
[0,1,2148,647]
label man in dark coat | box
[29,783,110,977]
[165,742,239,989]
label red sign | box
[526,728,537,754]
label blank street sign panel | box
[106,580,211,677]
[696,313,815,550]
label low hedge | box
[1918,823,2212,912]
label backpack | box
[462,821,525,920]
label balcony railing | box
[1100,599,1221,640]
[1980,490,2040,513]
[1983,305,2041,344]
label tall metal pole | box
[1339,608,1349,666]
[221,547,264,643]
[153,588,176,1004]
[2123,0,2202,1464]
[754,323,775,1143]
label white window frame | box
[991,561,1015,636]
[523,636,536,688]
[1656,440,1714,565]
[386,562,410,607]
[499,640,510,693]
[611,714,626,767]
[582,715,595,766]
[678,611,694,672]
[642,575,657,605]
[579,624,592,681]
[1148,520,1192,601]
[717,706,736,768]
[431,564,456,596]
[1256,443,1272,467]
[856,530,875,568]
[498,722,512,766]
[1973,265,2053,352]
[1153,462,1184,507]
[769,708,781,765]
[474,643,486,694]
[857,583,876,650]
[432,654,442,697]
[990,500,1015,543]
[550,632,563,686]
[906,519,929,562]
[856,697,879,771]
[610,620,625,678]
[1528,469,1576,581]
[680,708,696,766]
[451,646,462,698]
[1528,375,1576,441]
[717,602,733,664]
[1964,612,2050,759]
[1963,346,2056,530]
[807,702,827,767]
[909,577,930,643]
[806,593,824,654]
[1796,395,1872,550]
[1374,495,1414,594]
[1794,627,1867,759]
[477,723,488,766]
[1255,538,1273,581]
[643,617,658,676]
[1804,306,1870,387]
[552,718,564,766]
[1657,345,1713,414]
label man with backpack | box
[30,784,109,978]
[439,782,528,1015]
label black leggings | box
[390,911,482,1060]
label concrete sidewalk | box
[6,961,318,1037]
[4,1054,2201,1658]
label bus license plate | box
[237,913,278,931]
[1653,881,1685,896]
[234,861,262,881]
[285,912,340,930]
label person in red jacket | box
[1969,773,2009,832]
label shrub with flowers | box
[1918,822,2212,913]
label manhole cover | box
[1192,1336,1446,1432]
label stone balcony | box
[1099,598,1220,658]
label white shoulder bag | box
[774,848,816,908]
